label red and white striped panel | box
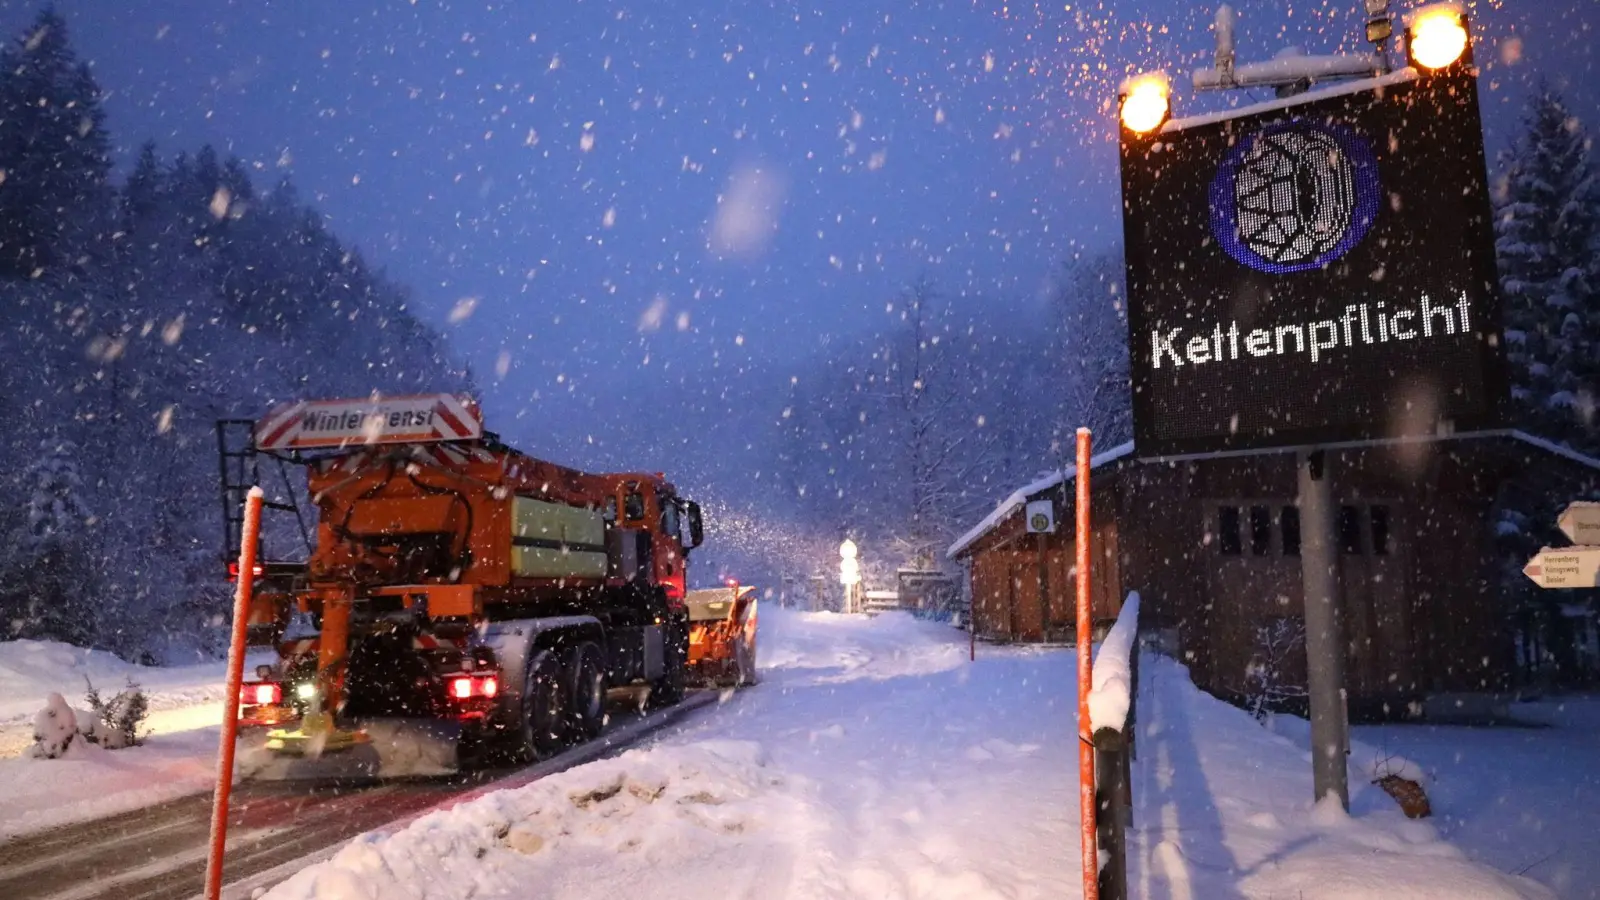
[253,394,484,451]
[254,401,308,450]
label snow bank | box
[30,692,80,759]
[1087,591,1139,733]
[256,609,1551,900]
[0,724,224,840]
[1136,655,1553,900]
[0,638,272,839]
[1357,697,1600,898]
[266,740,824,900]
[0,638,272,757]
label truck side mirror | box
[686,501,704,549]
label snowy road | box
[0,694,717,900]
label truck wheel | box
[567,642,607,741]
[649,621,688,709]
[517,649,568,760]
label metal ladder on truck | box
[215,419,313,581]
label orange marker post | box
[205,486,263,900]
[1076,428,1098,900]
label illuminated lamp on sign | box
[1407,5,1469,71]
[1119,74,1171,135]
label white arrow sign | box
[1557,502,1600,545]
[1523,546,1600,590]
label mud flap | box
[237,718,464,782]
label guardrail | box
[1088,591,1140,900]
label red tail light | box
[227,561,265,580]
[243,682,281,706]
[663,582,684,601]
[449,675,499,700]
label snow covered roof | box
[946,441,1135,560]
[946,430,1600,562]
[1506,430,1600,473]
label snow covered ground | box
[0,639,269,839]
[259,610,1557,900]
[1356,698,1600,899]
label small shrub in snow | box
[81,676,149,749]
[1244,617,1308,723]
[29,692,81,759]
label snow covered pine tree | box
[0,440,98,645]
[1495,83,1600,453]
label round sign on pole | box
[840,539,858,561]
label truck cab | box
[601,474,703,604]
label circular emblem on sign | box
[1210,121,1380,274]
[1030,513,1049,531]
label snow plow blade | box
[237,718,464,782]
[684,586,759,689]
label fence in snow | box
[1089,591,1140,900]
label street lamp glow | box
[1407,6,1468,70]
[1119,75,1170,135]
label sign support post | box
[1026,496,1057,639]
[1297,449,1349,809]
[1038,531,1050,639]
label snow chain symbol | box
[1210,120,1380,274]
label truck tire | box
[567,642,607,741]
[648,620,688,709]
[516,648,568,760]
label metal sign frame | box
[1119,67,1508,459]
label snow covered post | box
[1088,592,1141,900]
[204,486,263,900]
[1074,428,1099,900]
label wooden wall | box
[967,481,1123,642]
[959,437,1592,717]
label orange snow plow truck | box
[217,393,749,778]
[685,585,759,687]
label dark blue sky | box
[16,0,1596,465]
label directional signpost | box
[1523,548,1600,590]
[1557,502,1600,546]
[1522,503,1600,590]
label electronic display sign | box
[1118,68,1507,458]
